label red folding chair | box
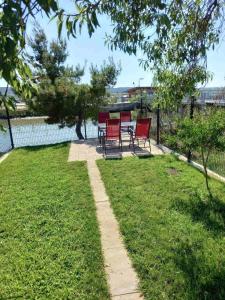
[98,112,110,124]
[120,111,131,122]
[120,111,132,132]
[130,118,152,152]
[98,112,110,143]
[102,119,122,154]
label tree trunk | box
[75,118,84,140]
[187,96,195,162]
[201,147,212,197]
[204,164,211,197]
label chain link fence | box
[0,115,100,155]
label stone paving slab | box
[95,202,123,250]
[104,247,139,296]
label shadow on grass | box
[173,241,225,300]
[173,192,225,236]
[19,142,69,152]
[136,153,154,159]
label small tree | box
[27,27,121,139]
[177,108,225,195]
[27,25,84,84]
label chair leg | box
[128,131,132,148]
[99,129,103,146]
[149,138,151,152]
[132,137,135,153]
[120,139,122,152]
[103,137,106,155]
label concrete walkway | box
[68,139,152,299]
[88,160,143,299]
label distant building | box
[182,87,225,106]
[127,86,225,106]
[127,87,155,100]
[198,87,225,106]
[107,87,130,103]
[109,86,156,103]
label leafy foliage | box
[176,108,225,193]
[0,0,58,95]
[60,1,224,64]
[178,110,225,152]
[152,68,211,109]
[62,1,224,108]
[0,96,15,112]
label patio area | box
[68,138,165,162]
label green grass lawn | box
[97,155,225,300]
[0,144,109,299]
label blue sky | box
[1,4,225,88]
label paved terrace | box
[68,138,165,161]
[68,138,165,299]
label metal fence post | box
[157,105,160,145]
[83,102,87,140]
[3,85,14,150]
[5,106,14,149]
